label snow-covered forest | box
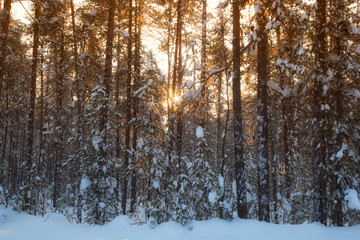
[0,0,360,229]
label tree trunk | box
[174,0,183,172]
[331,0,344,227]
[115,29,122,203]
[170,0,183,188]
[0,0,11,189]
[122,0,133,215]
[53,22,65,210]
[256,1,270,222]
[70,0,83,141]
[313,0,327,225]
[0,0,11,98]
[232,0,247,219]
[200,0,207,100]
[130,0,141,213]
[24,0,40,211]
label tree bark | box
[313,0,327,225]
[122,0,133,215]
[130,0,141,213]
[0,0,11,187]
[24,0,40,212]
[232,0,247,219]
[331,0,344,227]
[256,0,270,222]
[0,0,11,99]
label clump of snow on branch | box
[114,29,130,38]
[196,126,204,138]
[80,176,91,193]
[345,189,360,210]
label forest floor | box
[1,206,360,240]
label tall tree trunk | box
[53,23,65,210]
[0,0,11,99]
[313,0,327,225]
[70,0,83,141]
[200,0,206,100]
[100,0,115,156]
[0,88,8,185]
[256,0,270,222]
[165,3,173,215]
[122,0,133,215]
[170,0,183,188]
[130,0,141,213]
[24,0,40,211]
[216,13,225,219]
[232,0,247,219]
[115,30,122,203]
[331,0,344,227]
[172,0,183,172]
[276,25,288,222]
[104,0,115,101]
[0,0,11,186]
[38,48,44,166]
[70,0,84,222]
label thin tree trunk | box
[100,0,115,156]
[175,0,183,177]
[200,0,207,100]
[217,11,229,219]
[0,0,11,188]
[256,1,270,222]
[0,91,8,185]
[70,0,84,222]
[0,0,11,98]
[130,0,141,213]
[122,0,133,215]
[70,0,83,140]
[276,26,286,223]
[313,0,327,225]
[332,0,344,227]
[232,0,247,219]
[165,4,173,215]
[115,31,122,202]
[53,23,65,210]
[24,0,40,211]
[38,46,44,165]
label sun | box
[173,95,181,104]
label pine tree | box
[83,82,118,225]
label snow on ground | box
[1,206,360,240]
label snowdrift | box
[1,206,360,240]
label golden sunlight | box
[173,95,181,104]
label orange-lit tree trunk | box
[173,0,183,171]
[0,0,11,98]
[0,0,11,187]
[122,0,133,215]
[130,0,142,213]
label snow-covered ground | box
[1,206,360,240]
